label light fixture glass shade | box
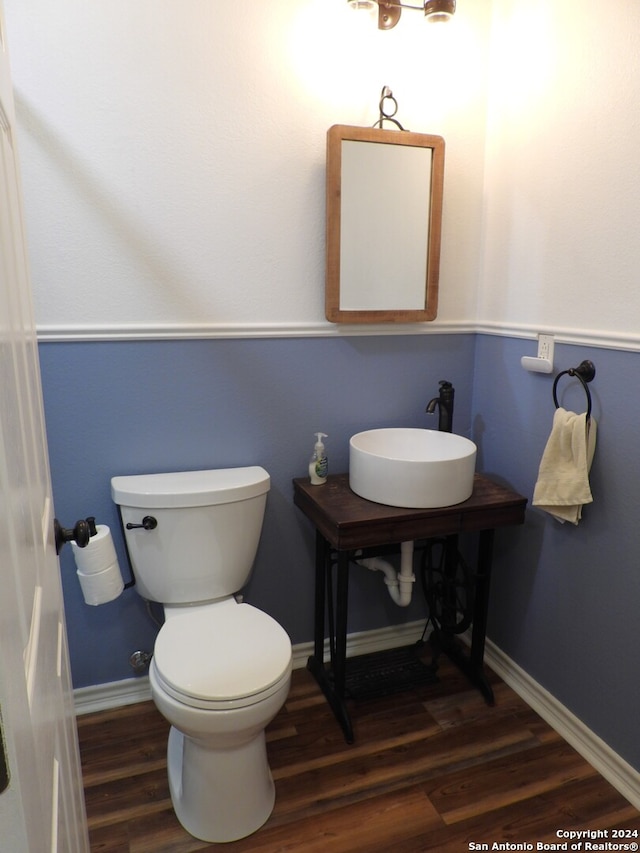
[346,0,379,26]
[347,0,379,12]
[424,0,456,22]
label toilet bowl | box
[150,599,291,842]
[111,466,292,844]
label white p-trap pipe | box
[357,540,415,607]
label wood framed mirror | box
[325,124,445,324]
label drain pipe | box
[357,540,415,607]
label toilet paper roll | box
[71,524,118,575]
[77,562,124,606]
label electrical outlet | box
[521,333,555,373]
[537,334,554,366]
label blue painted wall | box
[41,331,640,772]
[40,333,475,688]
[473,335,640,771]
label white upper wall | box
[479,0,640,347]
[4,0,490,337]
[8,0,639,346]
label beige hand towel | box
[532,407,597,525]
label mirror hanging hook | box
[373,85,407,131]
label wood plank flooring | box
[78,649,639,852]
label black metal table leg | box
[468,528,495,702]
[306,535,354,743]
[313,531,326,663]
[443,534,461,630]
[332,552,349,695]
[433,529,495,704]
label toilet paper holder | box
[54,517,92,555]
[57,515,137,591]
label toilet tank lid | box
[111,466,270,508]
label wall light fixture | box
[347,0,456,30]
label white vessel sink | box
[349,428,477,509]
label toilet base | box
[167,725,276,843]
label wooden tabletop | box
[293,473,527,551]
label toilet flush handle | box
[125,516,158,531]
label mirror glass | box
[325,125,444,323]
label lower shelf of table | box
[308,632,496,744]
[344,643,439,701]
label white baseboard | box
[73,619,427,716]
[479,635,640,811]
[73,622,640,811]
[74,675,153,715]
[289,619,426,670]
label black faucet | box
[426,380,454,433]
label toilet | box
[111,466,292,844]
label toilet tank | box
[111,467,270,605]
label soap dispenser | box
[309,433,328,485]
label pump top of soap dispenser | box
[314,433,327,452]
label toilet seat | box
[152,601,292,711]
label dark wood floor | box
[78,649,639,852]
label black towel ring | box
[552,360,596,420]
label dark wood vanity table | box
[293,473,527,743]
